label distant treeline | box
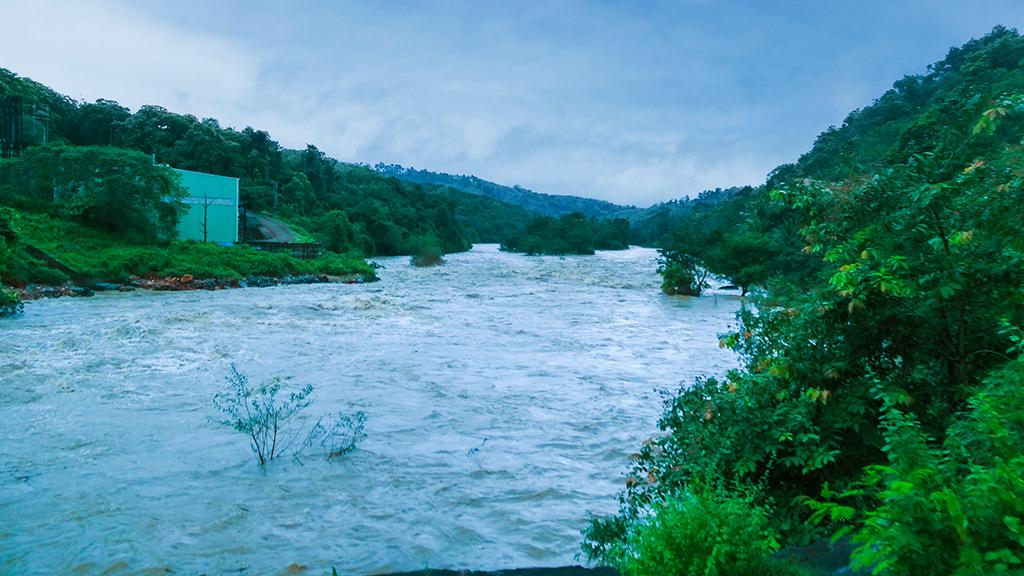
[500,212,630,255]
[374,163,631,219]
[621,186,746,248]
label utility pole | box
[200,194,215,243]
[240,205,248,243]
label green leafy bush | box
[0,206,17,244]
[658,253,707,296]
[214,366,314,465]
[408,235,445,267]
[604,486,810,576]
[0,207,18,281]
[306,410,367,461]
[807,358,1024,575]
[0,283,21,316]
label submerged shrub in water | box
[214,365,364,465]
[214,366,313,465]
[657,251,708,296]
[304,410,367,461]
[0,284,22,317]
[408,235,445,267]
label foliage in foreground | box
[214,366,366,466]
[600,485,813,576]
[807,357,1024,575]
[589,26,1024,574]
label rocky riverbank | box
[14,272,372,301]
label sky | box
[4,1,1024,207]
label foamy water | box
[0,245,740,574]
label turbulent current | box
[0,245,740,575]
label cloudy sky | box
[4,1,1023,206]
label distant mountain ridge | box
[373,163,632,218]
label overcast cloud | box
[4,1,1023,206]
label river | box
[0,245,740,575]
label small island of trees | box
[500,212,631,255]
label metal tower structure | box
[0,95,24,158]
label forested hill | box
[652,25,1024,296]
[767,25,1024,187]
[588,26,1024,575]
[0,67,537,255]
[372,163,631,218]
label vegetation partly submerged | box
[586,26,1024,576]
[500,212,631,255]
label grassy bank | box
[2,211,376,288]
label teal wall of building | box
[174,168,239,243]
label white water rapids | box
[0,245,740,574]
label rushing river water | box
[0,245,740,575]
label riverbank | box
[2,211,379,296]
[13,271,372,301]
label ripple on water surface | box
[0,245,741,575]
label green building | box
[174,168,239,243]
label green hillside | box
[0,67,542,295]
[588,26,1024,575]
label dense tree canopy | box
[589,26,1024,576]
[0,145,184,242]
[0,67,537,258]
[500,212,630,255]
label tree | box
[588,28,1024,571]
[1,145,186,242]
[281,172,317,215]
[198,194,217,243]
[657,249,708,296]
[71,99,130,146]
[115,105,196,158]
